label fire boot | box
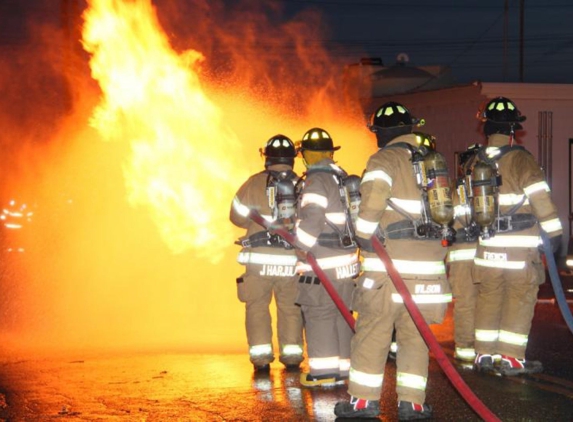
[300,372,344,387]
[250,349,274,373]
[253,364,271,374]
[499,355,543,376]
[334,397,380,419]
[398,401,433,421]
[474,353,494,372]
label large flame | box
[0,0,375,356]
[82,0,248,260]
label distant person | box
[230,134,304,373]
[293,127,359,387]
[472,97,562,375]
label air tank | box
[470,161,497,231]
[344,174,361,225]
[276,179,296,229]
[423,151,454,226]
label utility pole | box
[519,0,525,82]
[503,0,509,81]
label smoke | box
[0,0,374,357]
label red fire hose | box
[371,236,501,422]
[248,209,356,331]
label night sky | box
[1,0,572,84]
[279,0,573,84]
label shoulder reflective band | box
[356,217,379,235]
[232,196,250,217]
[388,198,422,215]
[362,258,446,275]
[392,293,452,304]
[397,372,427,391]
[237,252,298,266]
[296,226,318,248]
[448,248,476,262]
[523,181,550,196]
[349,367,383,388]
[300,192,328,208]
[498,193,529,206]
[541,218,562,234]
[361,169,393,186]
[499,330,528,347]
[474,257,526,269]
[475,329,499,342]
[326,212,346,225]
[480,235,540,248]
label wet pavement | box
[1,274,573,421]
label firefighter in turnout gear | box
[335,103,452,420]
[294,127,359,387]
[448,143,482,363]
[472,97,563,376]
[230,134,304,372]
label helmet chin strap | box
[509,123,515,146]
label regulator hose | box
[371,236,501,422]
[540,231,573,335]
[248,209,356,331]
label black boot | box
[499,355,543,376]
[474,353,494,372]
[397,401,432,421]
[334,397,380,419]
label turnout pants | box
[296,272,354,377]
[473,262,542,359]
[349,272,444,404]
[237,271,303,365]
[449,260,478,350]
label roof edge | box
[480,82,573,100]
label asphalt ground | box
[0,271,572,421]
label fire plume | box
[0,0,374,356]
[82,0,248,260]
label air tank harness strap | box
[236,231,293,249]
[317,232,355,249]
[496,213,537,233]
[382,219,441,240]
[455,224,480,243]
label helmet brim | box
[300,145,341,152]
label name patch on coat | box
[259,265,297,277]
[415,284,441,294]
[335,263,359,280]
[484,251,507,261]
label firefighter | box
[293,127,359,387]
[335,103,452,420]
[472,97,563,375]
[448,144,482,363]
[230,134,304,373]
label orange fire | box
[82,0,249,260]
[0,0,375,357]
